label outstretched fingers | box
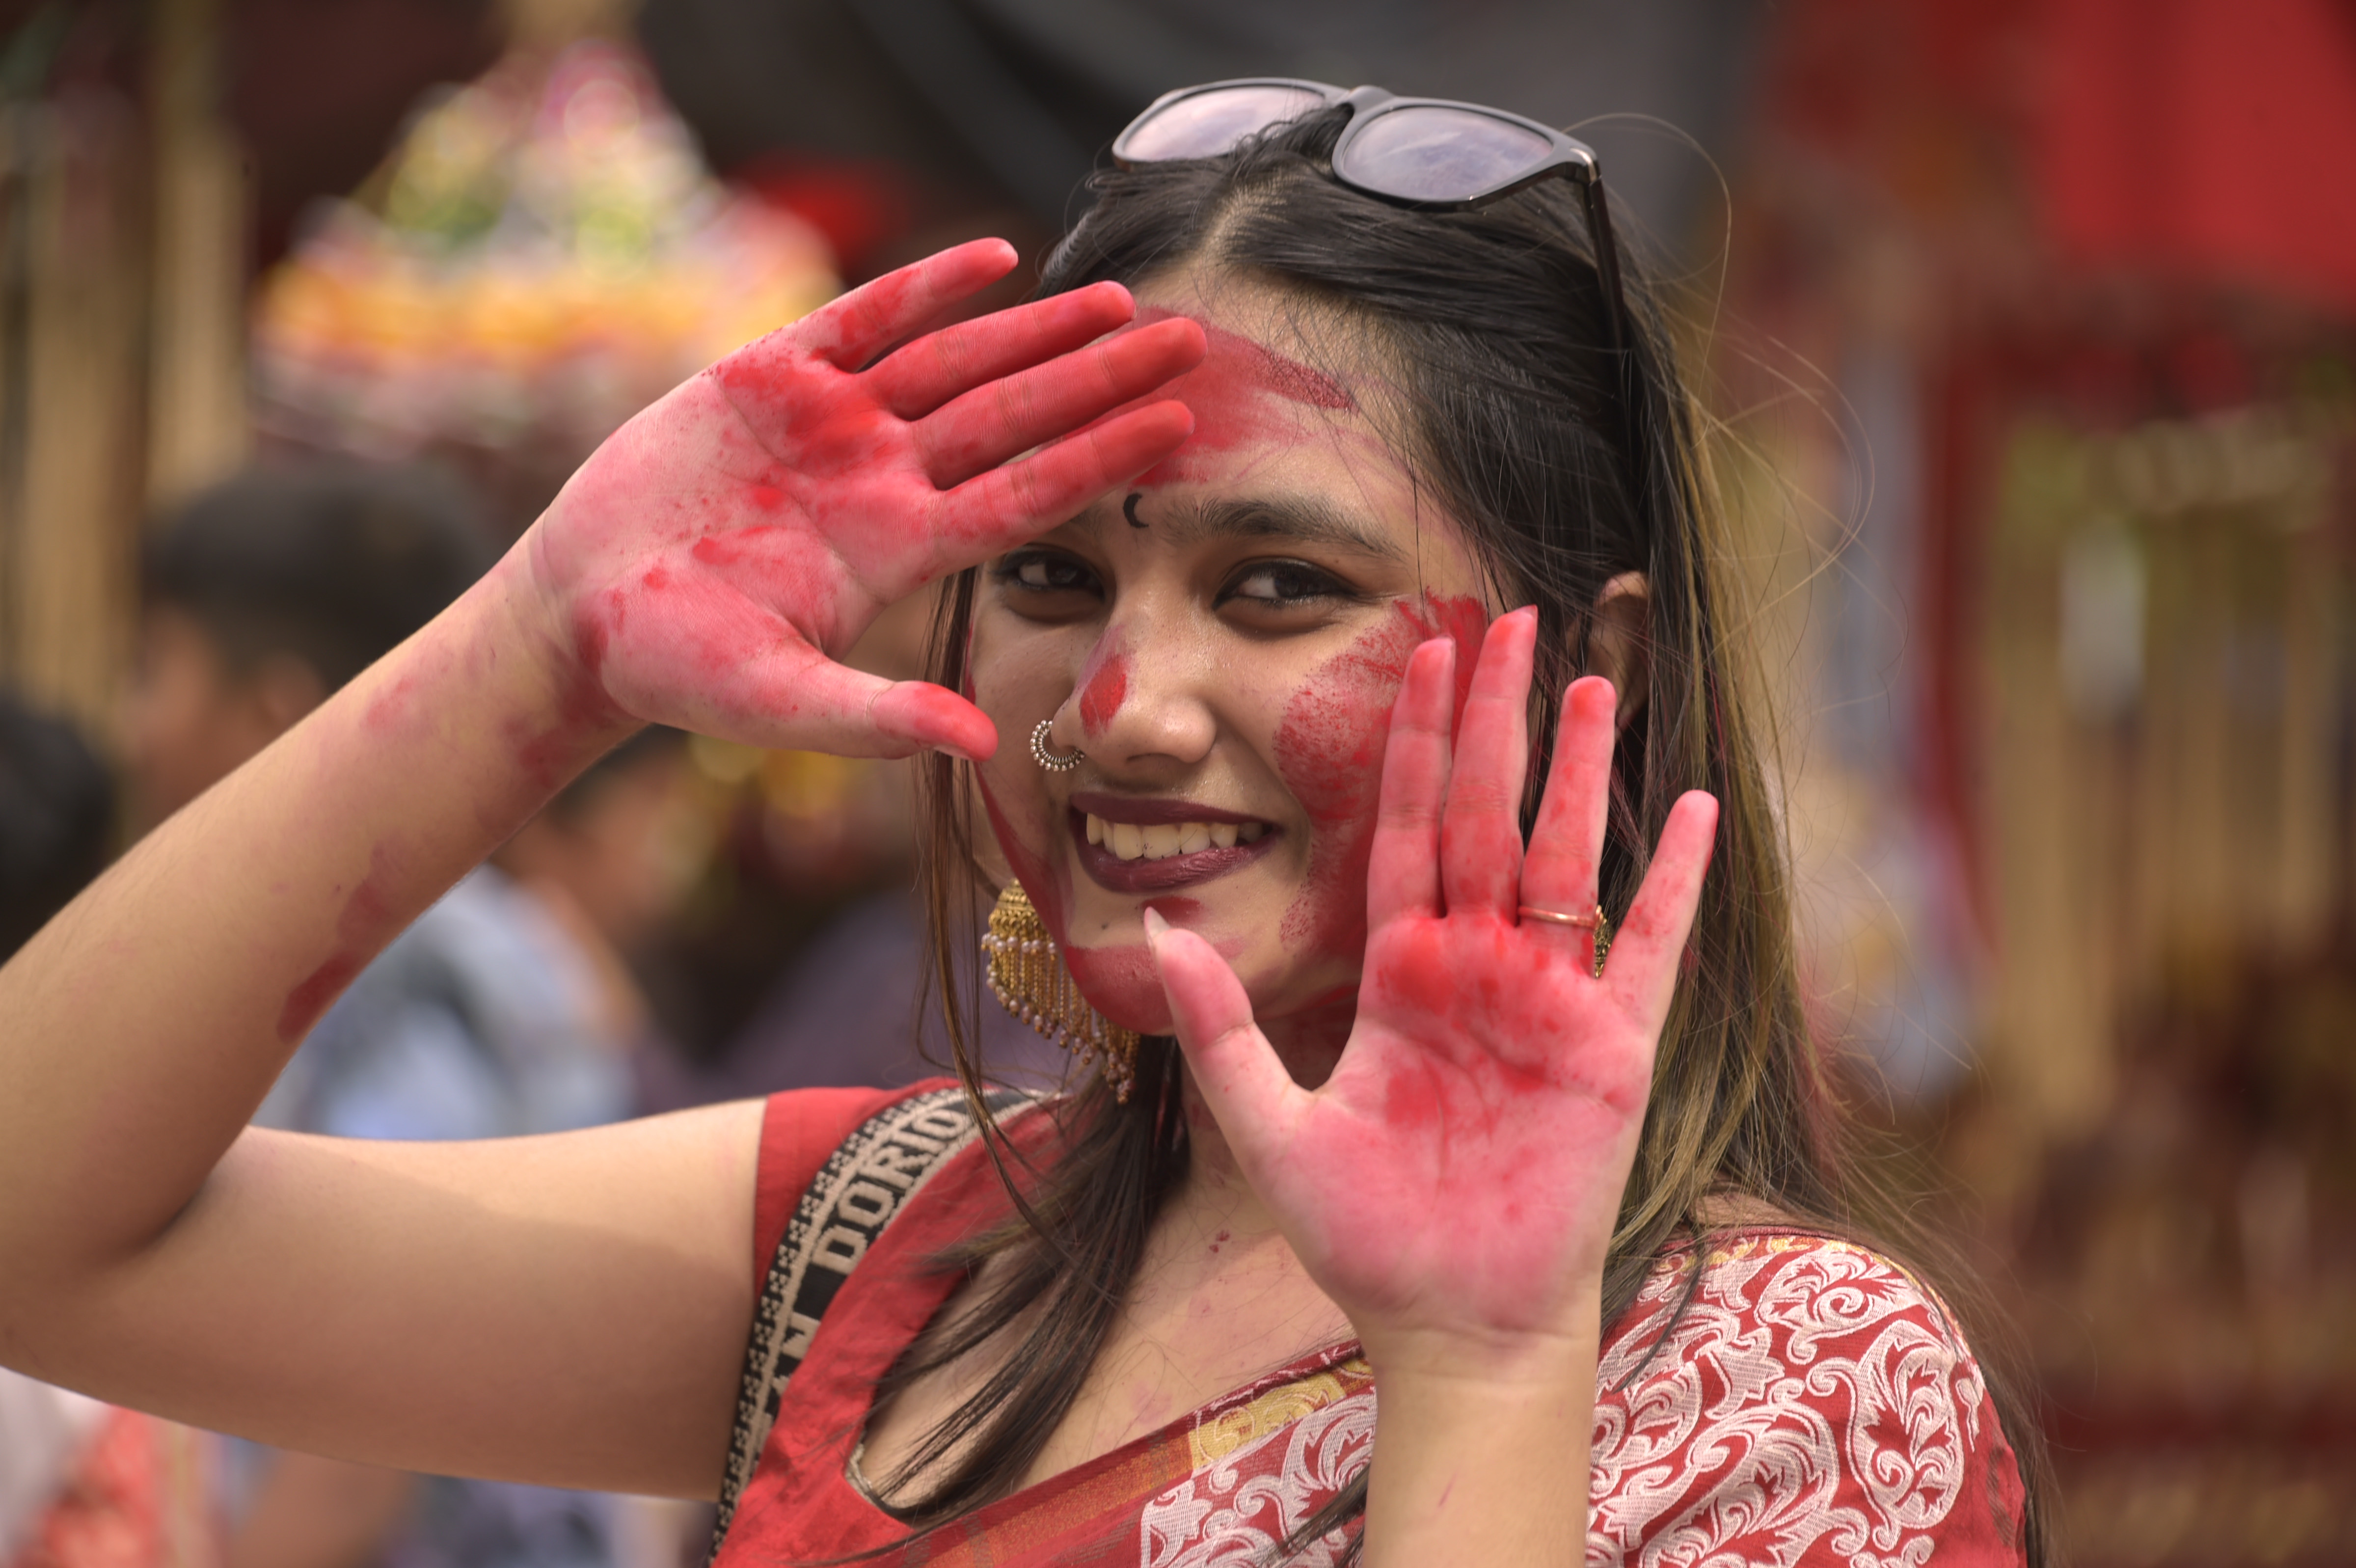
[1144,910,1303,1167]
[1364,637,1459,928]
[1600,790,1721,1027]
[928,401,1195,567]
[914,315,1206,487]
[869,281,1141,420]
[1517,675,1618,957]
[1437,607,1537,918]
[798,239,1022,370]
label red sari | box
[713,1083,2028,1567]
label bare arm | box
[0,240,1203,1495]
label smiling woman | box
[0,84,2040,1568]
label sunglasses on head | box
[1111,79,1628,360]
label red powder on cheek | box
[1078,646,1128,738]
[1059,941,1172,1035]
[1401,594,1489,730]
[1274,595,1489,963]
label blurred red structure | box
[2039,0,2356,318]
[1752,1,2356,1562]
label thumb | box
[1144,910,1302,1164]
[601,597,997,760]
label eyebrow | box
[1151,495,1410,565]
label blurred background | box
[0,0,2350,1565]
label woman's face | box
[969,272,1495,1046]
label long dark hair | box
[880,105,2052,1561]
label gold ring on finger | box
[1517,903,1605,929]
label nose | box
[1053,613,1217,775]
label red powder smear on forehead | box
[1140,308,1353,411]
[1275,594,1489,963]
[1079,645,1128,738]
[1083,306,1354,488]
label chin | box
[1062,939,1176,1035]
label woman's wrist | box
[474,536,641,775]
[357,537,646,832]
[1356,1291,1603,1567]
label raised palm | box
[522,239,1203,761]
[1149,608,1718,1357]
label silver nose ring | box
[1030,719,1083,773]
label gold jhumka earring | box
[982,883,1142,1102]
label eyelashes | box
[1220,560,1359,608]
[989,549,1374,623]
[993,549,1101,595]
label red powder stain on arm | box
[277,843,407,1042]
[1078,647,1129,738]
[503,605,631,793]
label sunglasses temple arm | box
[1582,175,1652,516]
[1583,176,1628,361]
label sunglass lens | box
[1121,84,1332,162]
[1340,106,1553,202]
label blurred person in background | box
[494,724,704,1070]
[1,695,216,1568]
[121,464,639,1568]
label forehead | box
[1115,274,1425,510]
[1062,271,1488,597]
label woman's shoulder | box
[749,1081,949,1273]
[1590,1225,2030,1567]
[1610,1224,1973,1361]
[749,1078,1048,1279]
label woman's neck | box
[1171,990,1350,1235]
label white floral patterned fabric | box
[1128,1232,2027,1568]
[724,1084,2032,1568]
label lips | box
[1068,793,1279,893]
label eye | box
[1221,559,1352,608]
[992,549,1102,604]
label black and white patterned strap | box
[709,1083,1032,1557]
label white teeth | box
[1089,815,1267,860]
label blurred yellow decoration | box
[686,738,871,820]
[755,750,862,821]
[687,733,763,786]
[252,38,837,474]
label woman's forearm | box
[0,554,628,1315]
[1360,1309,1600,1567]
